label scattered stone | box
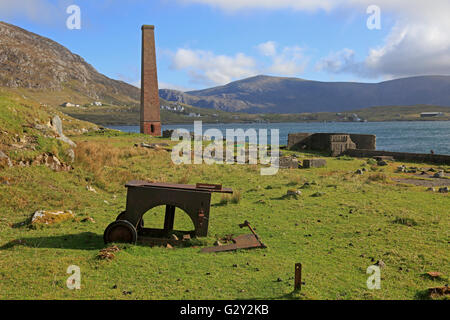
[0,150,13,168]
[33,153,72,171]
[303,158,326,168]
[122,290,132,295]
[81,217,96,223]
[428,168,436,172]
[276,278,282,282]
[166,243,173,249]
[214,240,223,246]
[426,187,435,192]
[397,165,406,172]
[286,189,301,197]
[438,187,449,193]
[139,142,169,149]
[375,260,386,269]
[377,160,388,166]
[65,149,75,163]
[433,171,445,178]
[31,210,75,225]
[182,234,191,241]
[86,185,97,193]
[171,234,179,241]
[355,169,364,175]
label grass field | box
[0,128,448,300]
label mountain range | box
[159,75,450,113]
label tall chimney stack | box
[140,25,161,136]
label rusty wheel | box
[115,211,144,230]
[103,220,137,244]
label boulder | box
[278,156,299,169]
[303,159,326,168]
[31,210,75,225]
[51,115,76,147]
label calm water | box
[109,121,450,155]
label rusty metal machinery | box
[104,181,233,245]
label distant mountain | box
[159,75,450,113]
[0,21,139,106]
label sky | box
[1,0,449,91]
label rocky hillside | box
[0,21,139,106]
[159,75,450,113]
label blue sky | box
[1,0,449,91]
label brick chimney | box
[140,25,161,136]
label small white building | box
[61,102,76,107]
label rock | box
[32,153,72,171]
[81,217,96,223]
[51,115,76,147]
[171,234,179,241]
[303,159,326,168]
[355,169,364,175]
[375,260,386,269]
[86,185,97,193]
[0,150,13,168]
[438,187,449,193]
[214,240,223,246]
[66,149,75,163]
[426,187,435,192]
[278,156,299,169]
[433,171,445,178]
[31,210,75,225]
[286,189,301,197]
[377,160,388,166]
[166,243,173,249]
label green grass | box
[0,130,449,300]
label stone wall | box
[287,132,376,156]
[344,149,450,165]
[349,134,376,150]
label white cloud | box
[159,81,193,92]
[170,48,258,86]
[267,45,307,76]
[0,0,62,24]
[180,0,450,78]
[170,43,309,86]
[179,0,338,12]
[257,41,277,57]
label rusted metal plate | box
[125,180,233,193]
[201,234,266,253]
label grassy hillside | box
[0,88,97,165]
[0,95,448,299]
